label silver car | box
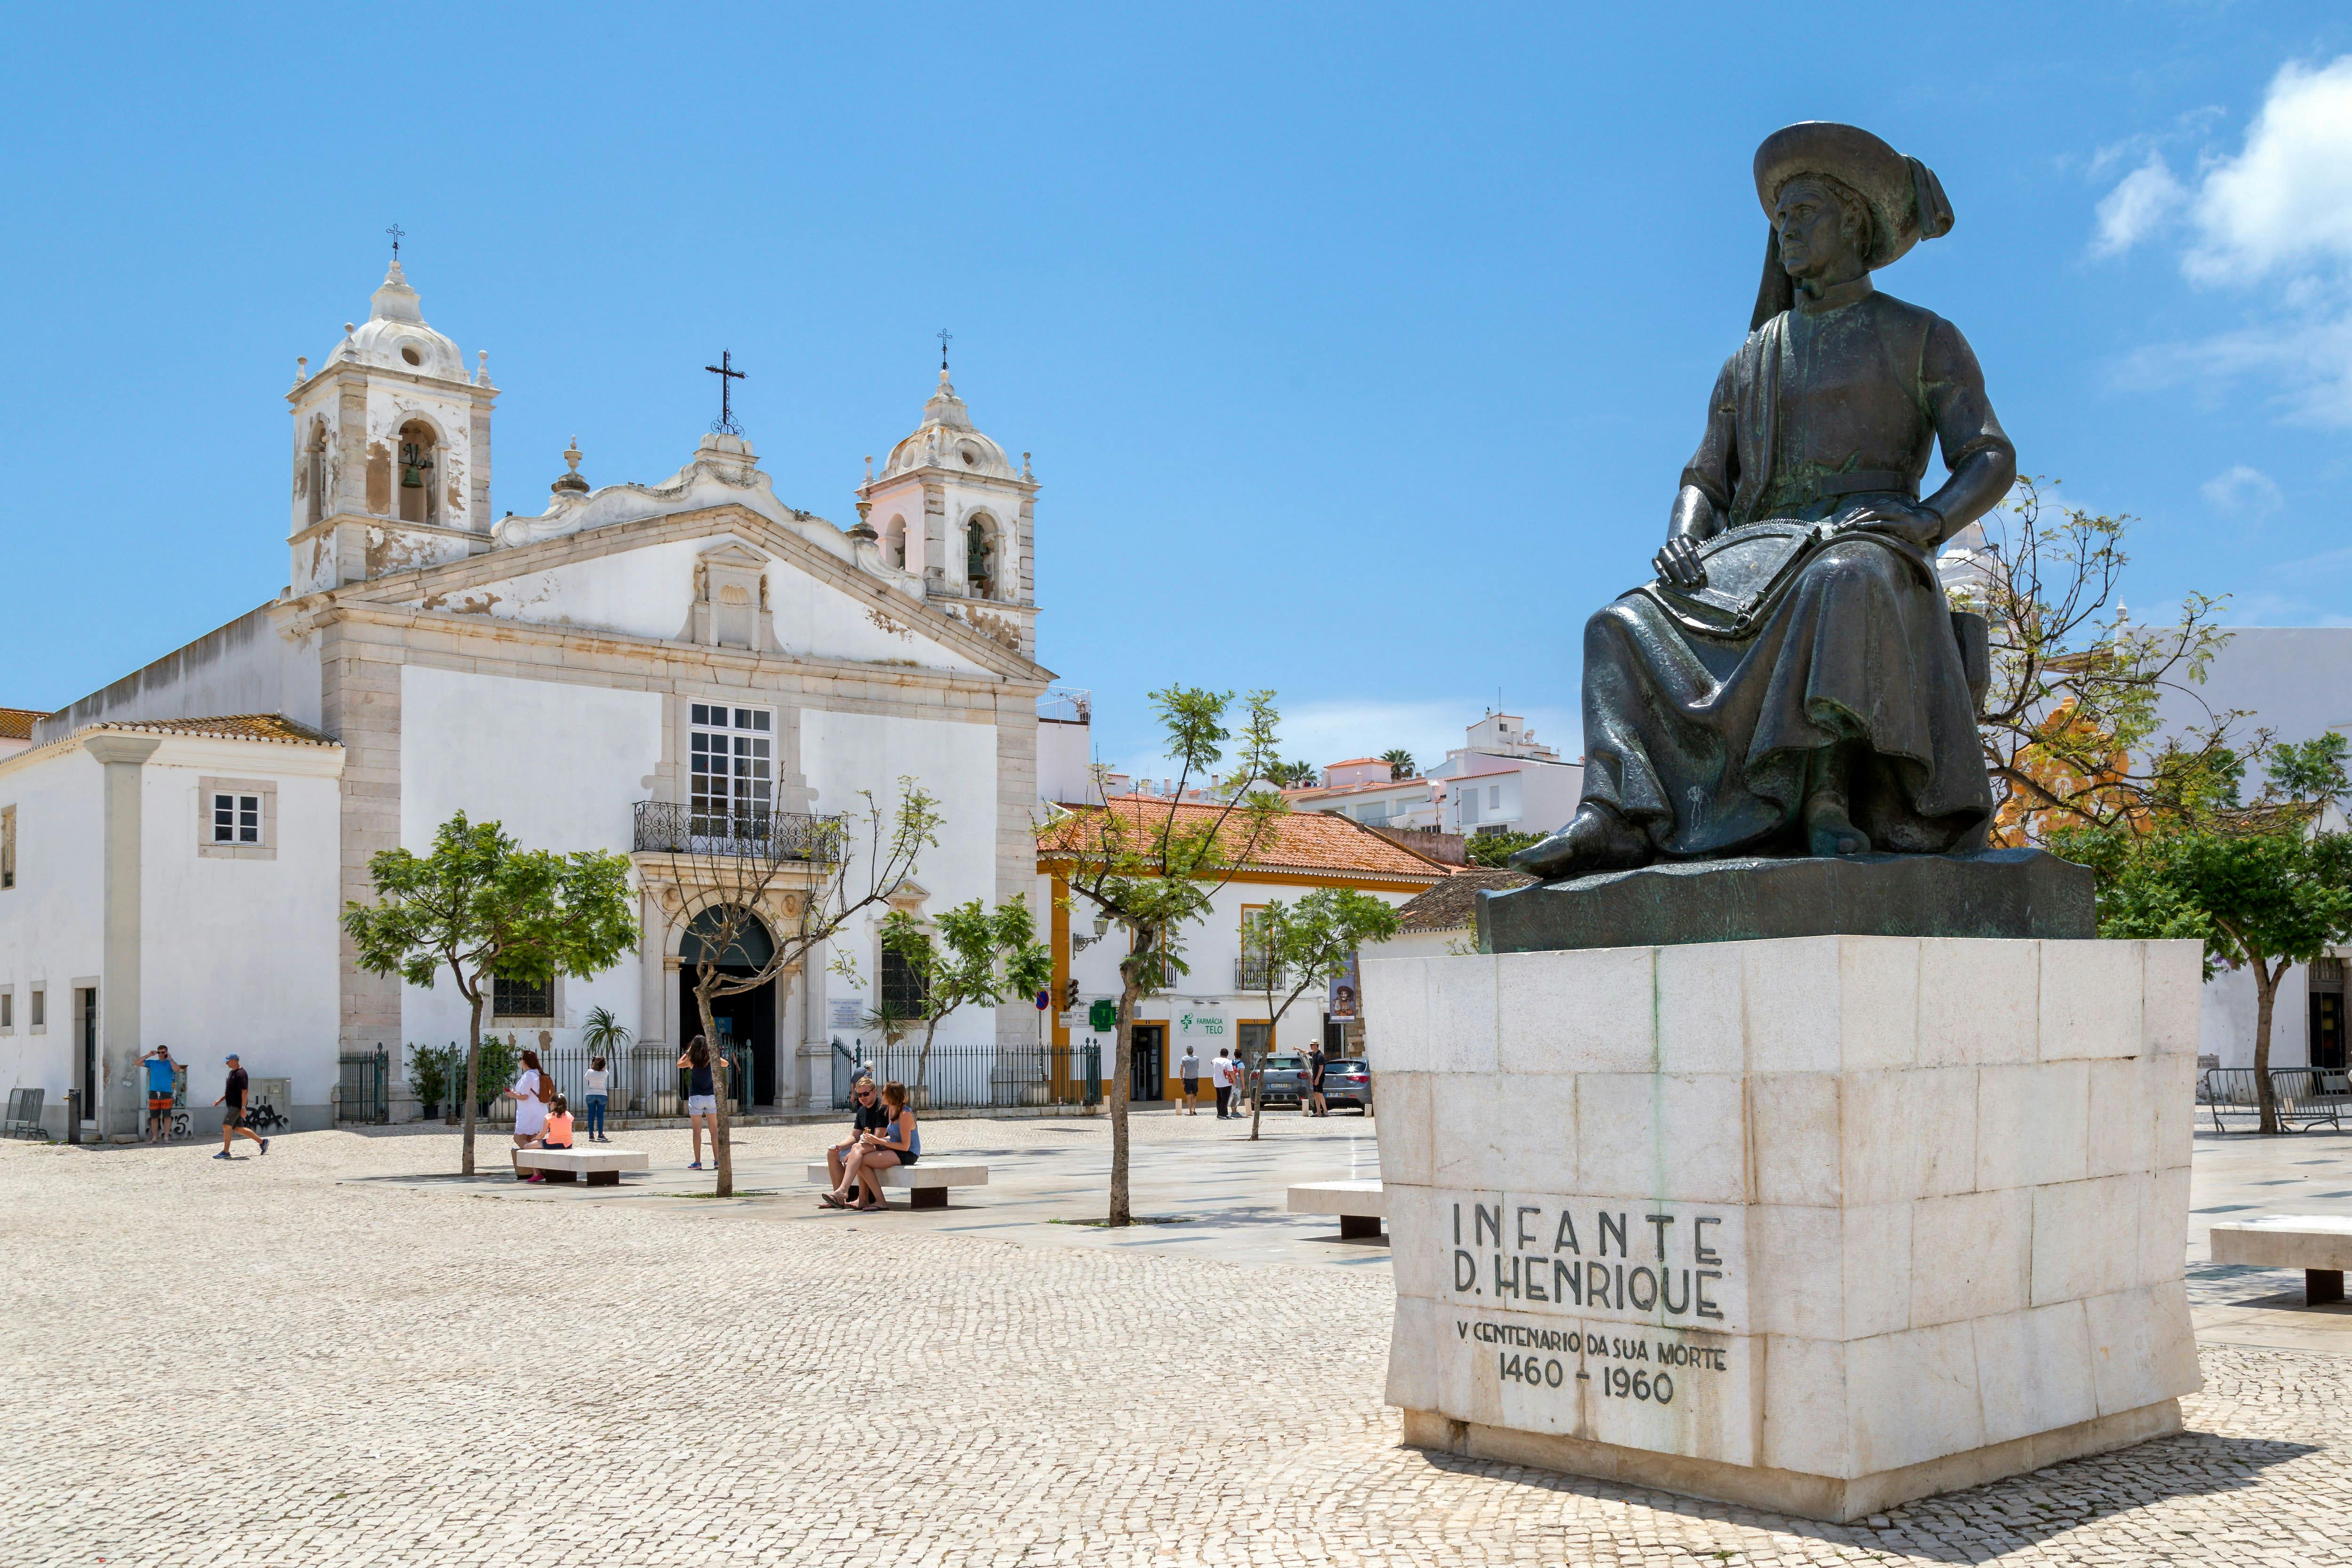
[1252,1054,1311,1106]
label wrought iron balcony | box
[1235,957,1285,992]
[632,802,838,861]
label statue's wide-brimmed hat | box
[1753,121,1954,270]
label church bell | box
[400,441,434,489]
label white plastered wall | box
[0,745,106,1136]
[408,538,991,672]
[139,741,343,1128]
[398,665,662,1054]
[802,708,1001,1050]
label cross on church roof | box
[704,349,746,436]
[385,223,404,260]
[937,329,953,372]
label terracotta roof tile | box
[85,714,340,747]
[1041,796,1449,882]
[0,707,44,741]
[1393,867,1536,933]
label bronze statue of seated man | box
[1513,122,2016,883]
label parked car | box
[1321,1058,1373,1114]
[1253,1054,1310,1106]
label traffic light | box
[1063,977,1081,1010]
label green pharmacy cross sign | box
[1088,999,1118,1032]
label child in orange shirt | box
[524,1096,576,1183]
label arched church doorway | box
[679,905,780,1108]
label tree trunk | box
[916,1012,945,1100]
[1108,970,1141,1227]
[461,990,483,1176]
[697,977,733,1198]
[2254,956,2281,1135]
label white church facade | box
[0,260,1054,1139]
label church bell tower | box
[285,249,498,595]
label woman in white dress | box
[507,1048,551,1171]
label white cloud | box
[2200,463,2285,519]
[2184,56,2352,280]
[2091,156,2187,256]
[2107,55,2352,425]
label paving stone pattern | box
[4,1119,2351,1566]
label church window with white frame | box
[690,704,773,832]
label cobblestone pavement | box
[5,1116,2352,1566]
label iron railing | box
[536,1041,754,1120]
[337,1046,390,1124]
[2199,1066,2352,1132]
[404,1040,753,1123]
[1234,958,1285,992]
[632,802,839,861]
[832,1041,1102,1111]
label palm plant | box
[580,1005,633,1056]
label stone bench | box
[803,1162,988,1209]
[1287,1178,1385,1239]
[2210,1215,2352,1304]
[514,1148,649,1186]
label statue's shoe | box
[1508,805,1652,881]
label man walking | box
[1305,1043,1328,1118]
[214,1053,268,1159]
[1178,1044,1202,1115]
[1211,1048,1235,1119]
[141,1044,178,1144]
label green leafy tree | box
[1265,759,1319,789]
[1966,479,2258,841]
[651,781,941,1196]
[1245,888,1402,1140]
[2268,733,2350,813]
[1465,829,1544,868]
[2057,825,2352,1132]
[1041,687,1288,1225]
[1381,749,1416,780]
[580,1005,633,1058]
[881,895,1054,1097]
[343,813,638,1175]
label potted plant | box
[409,1042,451,1120]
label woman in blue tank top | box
[823,1080,919,1211]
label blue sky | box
[5,2,2350,779]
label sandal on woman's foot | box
[854,1200,885,1211]
[818,1192,848,1209]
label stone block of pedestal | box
[1365,935,2202,1523]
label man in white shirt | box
[1211,1048,1237,1119]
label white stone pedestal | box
[1364,935,2203,1522]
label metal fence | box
[831,1041,1101,1112]
[336,1047,390,1124]
[2199,1066,2352,1132]
[632,802,838,861]
[403,1041,753,1123]
[535,1042,754,1120]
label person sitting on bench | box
[522,1096,575,1184]
[823,1081,919,1211]
[826,1077,890,1194]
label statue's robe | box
[1580,278,2011,856]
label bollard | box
[64,1089,80,1145]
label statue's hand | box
[1833,499,1944,552]
[1653,535,1707,588]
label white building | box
[2144,626,2352,1074]
[1292,714,1586,845]
[0,258,1054,1139]
[1039,796,1447,1095]
[1426,712,1583,841]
